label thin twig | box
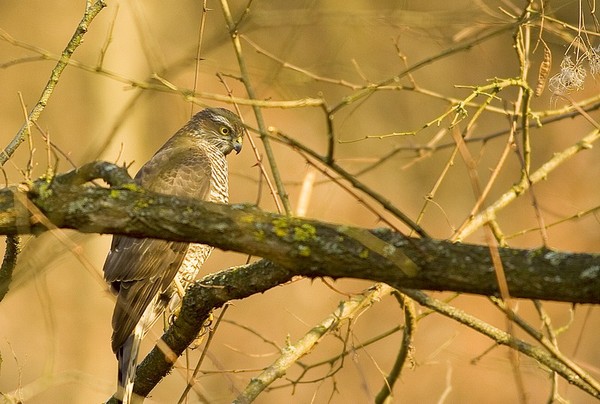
[268,128,429,238]
[489,297,600,394]
[219,0,292,214]
[404,289,599,399]
[374,292,415,404]
[233,284,394,404]
[0,0,107,166]
[329,20,525,114]
[216,72,283,213]
[190,0,209,117]
[455,127,600,240]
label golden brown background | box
[1,1,599,403]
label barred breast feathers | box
[206,141,229,204]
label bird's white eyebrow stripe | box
[210,113,231,127]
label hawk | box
[102,108,244,403]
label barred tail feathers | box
[116,323,144,404]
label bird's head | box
[190,108,244,155]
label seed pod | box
[535,41,552,96]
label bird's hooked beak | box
[233,136,243,154]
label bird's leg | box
[164,280,185,330]
[174,277,187,298]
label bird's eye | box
[219,126,230,136]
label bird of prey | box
[102,108,244,403]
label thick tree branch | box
[131,260,600,400]
[132,260,293,400]
[0,235,20,301]
[0,162,598,306]
[2,162,599,401]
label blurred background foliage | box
[0,0,599,402]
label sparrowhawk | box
[102,108,244,403]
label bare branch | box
[0,162,597,305]
[0,0,107,165]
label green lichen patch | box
[254,229,266,241]
[271,217,318,243]
[120,183,142,192]
[293,223,317,242]
[297,245,311,257]
[134,197,153,209]
[272,217,290,238]
[34,180,53,199]
[240,214,255,224]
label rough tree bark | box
[0,161,598,304]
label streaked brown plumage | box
[102,108,243,403]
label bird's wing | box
[136,141,213,200]
[103,143,214,352]
[104,237,188,352]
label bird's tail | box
[116,323,144,404]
